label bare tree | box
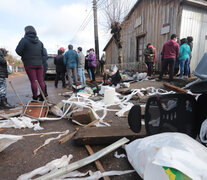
[103,0,135,64]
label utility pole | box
[93,0,100,62]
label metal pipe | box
[9,81,24,107]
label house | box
[104,0,207,71]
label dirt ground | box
[0,73,196,180]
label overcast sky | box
[0,0,136,58]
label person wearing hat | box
[77,47,86,86]
[16,25,46,101]
[54,47,66,88]
[0,48,14,109]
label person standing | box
[77,47,86,86]
[16,25,46,101]
[159,34,180,82]
[185,36,193,77]
[42,47,48,98]
[178,38,191,79]
[54,47,66,88]
[143,43,154,76]
[85,50,92,80]
[99,53,106,75]
[88,48,96,82]
[64,44,79,89]
[0,48,14,109]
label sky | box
[0,0,136,59]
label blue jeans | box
[78,67,86,86]
[87,68,92,80]
[179,59,189,78]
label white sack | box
[0,134,23,152]
[125,132,207,180]
[17,155,73,180]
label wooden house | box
[104,0,207,71]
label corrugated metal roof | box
[181,0,207,8]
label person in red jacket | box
[159,34,180,82]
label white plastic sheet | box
[17,155,73,180]
[0,116,43,131]
[0,134,23,152]
[125,132,207,180]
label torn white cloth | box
[33,130,69,155]
[125,132,207,180]
[0,116,43,131]
[200,119,207,143]
[58,170,135,180]
[114,151,126,158]
[0,134,23,152]
[17,155,73,180]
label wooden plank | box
[85,145,111,180]
[59,119,99,144]
[163,82,188,93]
[35,138,130,180]
[74,125,146,145]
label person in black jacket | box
[0,48,14,109]
[54,47,66,88]
[16,26,46,101]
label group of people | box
[54,46,97,90]
[144,34,193,82]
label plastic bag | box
[0,134,22,152]
[125,132,207,180]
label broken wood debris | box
[59,119,99,144]
[74,125,146,145]
[163,82,187,93]
[34,137,130,180]
[85,145,111,180]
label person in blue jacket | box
[63,44,79,89]
[178,38,191,78]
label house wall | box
[121,0,182,69]
[180,4,207,71]
[104,38,118,65]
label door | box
[136,36,145,62]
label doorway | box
[136,35,145,62]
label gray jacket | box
[78,52,85,68]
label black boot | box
[37,94,45,101]
[0,98,15,109]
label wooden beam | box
[35,138,130,180]
[74,125,146,145]
[163,82,188,93]
[85,145,111,180]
